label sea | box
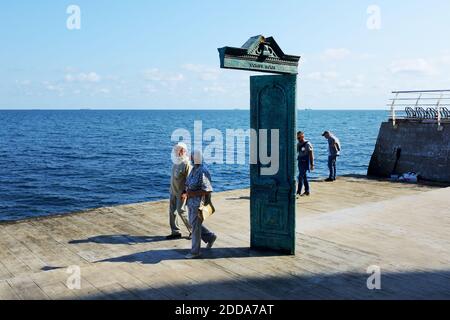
[0,110,386,221]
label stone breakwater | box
[369,121,450,183]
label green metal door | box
[250,74,297,255]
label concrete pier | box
[0,177,449,300]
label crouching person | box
[182,149,217,259]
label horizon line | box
[0,108,388,111]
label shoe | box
[325,178,334,182]
[187,233,192,240]
[301,192,310,197]
[206,235,217,249]
[185,253,201,259]
[166,234,182,240]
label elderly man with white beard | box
[166,142,192,240]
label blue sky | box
[1,0,449,109]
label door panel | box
[250,75,297,254]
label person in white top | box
[322,131,341,182]
[166,142,192,240]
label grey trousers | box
[169,194,192,235]
[187,203,215,255]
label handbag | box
[198,195,215,222]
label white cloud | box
[103,75,120,81]
[337,79,364,89]
[16,80,31,86]
[203,85,226,94]
[305,71,338,82]
[332,73,365,91]
[142,84,157,94]
[389,58,436,76]
[43,81,64,96]
[143,68,184,82]
[65,72,101,83]
[64,66,78,73]
[98,88,110,94]
[439,53,450,65]
[182,64,221,81]
[321,48,351,61]
[359,53,376,60]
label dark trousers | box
[328,155,337,180]
[297,164,310,194]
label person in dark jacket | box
[296,131,315,197]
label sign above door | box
[218,35,301,75]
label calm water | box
[0,110,385,221]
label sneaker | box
[301,192,310,197]
[325,178,334,182]
[185,253,201,259]
[166,233,182,240]
[206,235,217,249]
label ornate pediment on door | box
[218,35,300,75]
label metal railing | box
[388,90,450,129]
